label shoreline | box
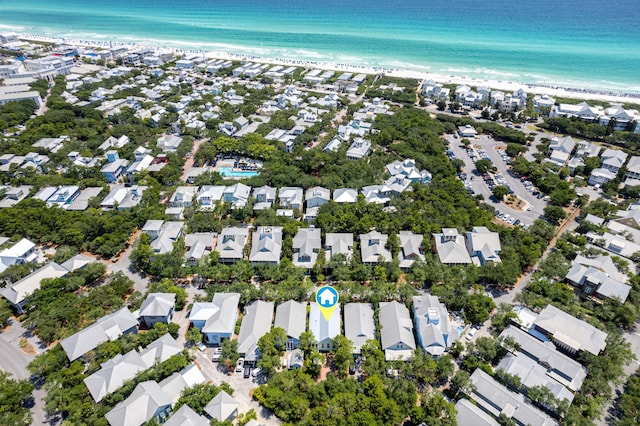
[16,33,640,105]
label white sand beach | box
[17,33,640,105]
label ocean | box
[1,0,639,92]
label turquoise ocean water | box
[1,0,639,92]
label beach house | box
[188,293,240,346]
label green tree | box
[332,335,354,379]
[221,339,240,373]
[544,205,567,223]
[492,185,509,200]
[475,159,494,174]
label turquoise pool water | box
[456,326,465,334]
[218,166,259,178]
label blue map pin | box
[316,286,339,321]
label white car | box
[466,328,478,340]
[526,206,533,211]
[196,342,206,352]
[235,358,245,373]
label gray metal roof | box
[1,262,68,305]
[309,302,341,344]
[455,398,499,426]
[412,295,459,356]
[249,226,283,264]
[469,369,558,426]
[164,405,209,426]
[533,305,608,355]
[204,390,239,422]
[139,293,176,318]
[60,307,138,361]
[378,301,416,355]
[500,326,587,391]
[202,293,241,335]
[359,231,391,263]
[274,300,307,341]
[343,303,375,354]
[497,353,574,405]
[237,301,274,361]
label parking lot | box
[446,134,547,226]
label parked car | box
[236,358,245,373]
[243,367,251,378]
[196,342,206,352]
[211,348,222,362]
[466,327,478,340]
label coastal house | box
[101,185,147,211]
[359,231,392,264]
[305,186,331,208]
[204,390,239,423]
[222,183,251,209]
[249,226,283,266]
[550,102,601,121]
[378,301,416,361]
[465,226,501,266]
[60,308,139,361]
[169,186,198,208]
[142,220,183,255]
[0,238,37,274]
[346,137,371,160]
[215,227,249,264]
[309,302,341,352]
[531,304,608,356]
[588,167,617,187]
[197,185,225,209]
[0,262,68,314]
[333,188,358,204]
[252,185,276,210]
[138,293,176,328]
[343,303,375,354]
[324,233,354,262]
[499,325,587,392]
[412,294,459,357]
[100,150,129,183]
[84,334,181,403]
[386,159,431,184]
[546,136,576,167]
[292,227,322,269]
[278,187,304,210]
[468,369,558,426]
[184,232,216,266]
[274,300,307,351]
[397,231,425,270]
[165,405,209,426]
[157,134,183,153]
[625,156,640,181]
[105,365,205,426]
[600,148,628,174]
[432,228,472,265]
[565,262,630,302]
[0,185,31,208]
[188,293,241,346]
[533,94,555,113]
[237,300,274,364]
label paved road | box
[0,318,53,425]
[102,231,150,294]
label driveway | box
[192,351,281,425]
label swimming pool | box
[456,326,465,334]
[218,166,259,178]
